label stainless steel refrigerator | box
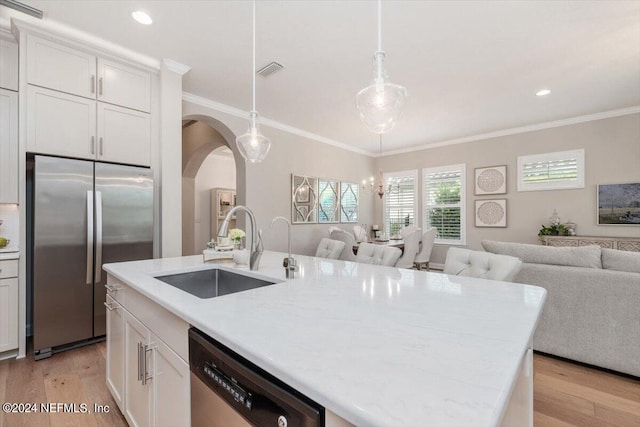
[31,155,153,359]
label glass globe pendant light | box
[237,0,271,163]
[355,0,407,134]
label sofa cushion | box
[481,240,602,269]
[601,248,640,274]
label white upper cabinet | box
[0,37,19,91]
[27,85,97,160]
[0,89,18,203]
[97,103,151,166]
[98,58,151,113]
[27,35,97,99]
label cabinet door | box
[97,58,151,113]
[0,278,18,352]
[106,295,126,413]
[0,37,19,91]
[124,311,152,427]
[0,89,18,203]
[27,35,96,99]
[97,103,150,166]
[151,334,190,427]
[27,85,97,160]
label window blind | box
[424,165,465,244]
[522,158,578,184]
[384,173,416,238]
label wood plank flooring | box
[533,354,640,426]
[0,345,638,426]
[0,342,126,427]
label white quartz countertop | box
[104,251,546,427]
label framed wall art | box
[475,165,507,195]
[597,183,640,225]
[475,199,507,227]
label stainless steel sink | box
[155,268,277,299]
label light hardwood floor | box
[0,345,638,426]
[0,342,126,427]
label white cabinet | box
[23,34,154,166]
[98,58,151,113]
[106,295,125,412]
[26,85,97,160]
[97,103,151,166]
[0,260,19,353]
[124,310,152,427]
[0,89,18,203]
[0,37,19,91]
[106,276,190,427]
[151,334,190,427]
[27,35,97,99]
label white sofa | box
[482,240,640,376]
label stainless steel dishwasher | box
[189,328,324,427]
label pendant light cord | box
[377,0,382,53]
[252,0,256,113]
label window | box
[383,170,418,238]
[517,149,585,191]
[423,164,466,245]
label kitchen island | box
[103,251,546,427]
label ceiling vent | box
[256,62,284,77]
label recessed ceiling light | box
[536,89,551,97]
[132,10,153,25]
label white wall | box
[193,151,236,253]
[183,100,377,256]
[376,113,640,264]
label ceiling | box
[6,1,640,155]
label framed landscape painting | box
[597,183,640,225]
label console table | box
[540,235,640,252]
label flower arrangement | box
[228,228,245,245]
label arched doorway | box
[181,115,245,255]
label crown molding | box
[182,92,375,157]
[11,17,160,70]
[380,106,640,157]
[162,58,191,76]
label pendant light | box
[362,135,399,198]
[355,0,407,134]
[236,0,271,163]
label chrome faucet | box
[270,216,298,279]
[218,206,263,271]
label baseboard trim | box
[534,350,639,381]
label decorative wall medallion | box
[475,199,507,227]
[475,165,507,195]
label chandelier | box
[361,135,399,198]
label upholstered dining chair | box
[414,227,437,270]
[353,225,368,243]
[315,238,345,260]
[355,243,402,267]
[394,228,422,269]
[400,225,419,238]
[329,229,358,262]
[443,247,523,282]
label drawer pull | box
[105,284,120,293]
[103,301,117,311]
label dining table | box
[353,239,404,254]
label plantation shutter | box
[384,173,416,238]
[424,165,465,244]
[522,158,578,184]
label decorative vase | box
[233,249,250,266]
[233,240,242,250]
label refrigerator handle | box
[86,191,94,285]
[95,191,103,283]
